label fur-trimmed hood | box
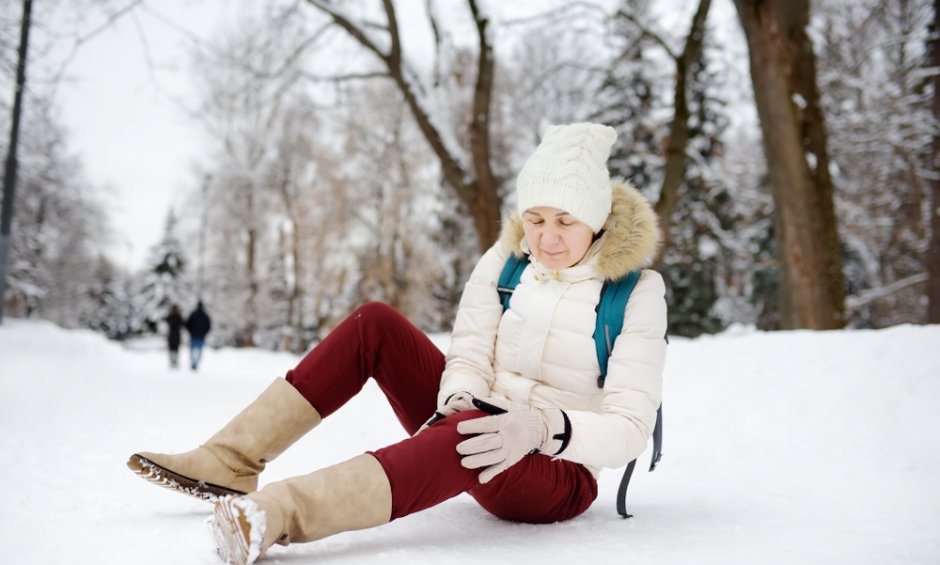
[498,180,661,281]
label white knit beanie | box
[516,122,617,232]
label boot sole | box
[209,496,260,565]
[127,453,248,502]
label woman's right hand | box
[414,391,476,436]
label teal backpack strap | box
[593,270,664,519]
[594,269,642,387]
[617,404,663,518]
[497,254,529,312]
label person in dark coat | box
[166,304,184,369]
[185,301,212,371]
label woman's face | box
[522,207,595,270]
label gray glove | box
[456,397,571,484]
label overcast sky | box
[48,0,246,270]
[46,0,454,271]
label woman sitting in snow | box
[128,122,667,565]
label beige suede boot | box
[127,378,321,501]
[209,454,392,565]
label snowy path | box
[1,320,938,564]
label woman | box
[128,123,667,564]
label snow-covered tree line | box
[1,0,936,348]
[816,0,935,327]
[0,0,190,339]
[0,94,108,328]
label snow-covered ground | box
[1,319,938,564]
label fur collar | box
[498,180,661,281]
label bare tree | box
[267,101,320,351]
[190,13,304,346]
[325,82,453,330]
[304,0,501,251]
[733,0,846,329]
[0,1,139,329]
[929,0,940,323]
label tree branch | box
[304,0,504,249]
[300,70,391,83]
[263,21,335,80]
[382,0,402,69]
[305,0,470,194]
[501,1,607,28]
[304,0,390,63]
[48,0,146,97]
[616,9,678,60]
[845,273,929,311]
[466,0,495,201]
[426,0,444,87]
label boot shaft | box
[250,454,392,551]
[205,377,322,477]
[128,377,321,501]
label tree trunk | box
[275,165,303,352]
[653,0,712,269]
[290,224,303,351]
[0,0,32,325]
[279,221,302,353]
[928,0,940,323]
[734,0,846,329]
[465,0,501,250]
[789,0,845,327]
[243,189,258,347]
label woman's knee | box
[352,302,401,325]
[470,458,597,523]
[353,300,398,318]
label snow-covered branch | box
[845,273,929,311]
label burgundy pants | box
[286,302,597,523]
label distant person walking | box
[166,304,184,369]
[185,301,212,371]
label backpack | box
[496,254,664,518]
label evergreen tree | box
[80,255,133,340]
[134,210,189,335]
[592,1,666,191]
[1,98,108,327]
[596,2,745,336]
[658,42,736,336]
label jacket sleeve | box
[555,270,667,469]
[437,243,510,407]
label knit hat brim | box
[515,123,617,232]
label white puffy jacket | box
[439,181,667,476]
